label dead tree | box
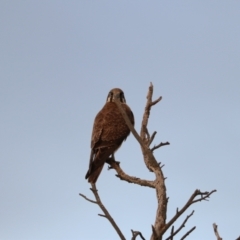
[80,83,217,239]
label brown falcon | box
[85,88,134,183]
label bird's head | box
[106,88,126,103]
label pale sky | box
[1,1,240,240]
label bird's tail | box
[85,163,104,183]
[85,148,111,183]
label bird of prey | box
[85,88,134,183]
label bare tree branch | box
[80,184,126,240]
[151,141,170,152]
[213,223,222,240]
[161,189,216,235]
[131,229,146,240]
[106,157,155,188]
[180,226,196,240]
[165,210,194,240]
[139,83,168,240]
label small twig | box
[79,193,97,204]
[143,126,150,144]
[169,225,174,240]
[213,223,222,240]
[151,141,170,152]
[180,226,196,240]
[166,210,194,240]
[148,131,157,147]
[192,190,216,204]
[151,225,158,239]
[131,229,146,240]
[150,96,162,106]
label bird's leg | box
[106,153,120,170]
[111,153,116,161]
[109,153,119,163]
[105,154,115,165]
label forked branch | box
[165,210,195,240]
[131,229,146,240]
[180,226,196,240]
[80,184,126,240]
[161,189,216,235]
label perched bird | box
[85,88,134,183]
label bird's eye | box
[107,92,113,102]
[120,92,126,103]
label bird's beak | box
[113,93,121,101]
